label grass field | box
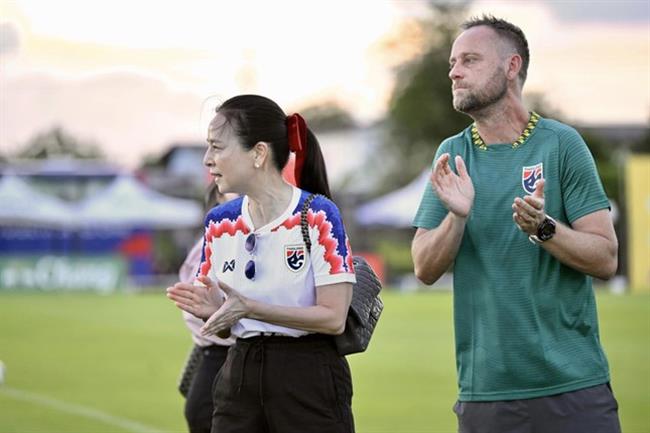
[0,290,648,433]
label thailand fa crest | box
[284,245,306,272]
[522,163,543,195]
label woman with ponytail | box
[167,95,356,433]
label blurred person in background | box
[167,94,356,433]
[411,15,620,433]
[179,183,237,433]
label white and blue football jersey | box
[197,186,356,338]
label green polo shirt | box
[413,117,612,401]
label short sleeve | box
[559,128,610,223]
[412,140,452,229]
[307,196,357,287]
[196,213,214,279]
[179,239,204,283]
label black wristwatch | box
[529,215,557,244]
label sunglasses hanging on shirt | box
[244,233,257,280]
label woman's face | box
[203,114,256,194]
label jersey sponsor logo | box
[222,259,235,273]
[522,163,543,195]
[284,245,306,272]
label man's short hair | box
[461,15,530,85]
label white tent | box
[76,176,203,229]
[355,170,430,228]
[0,175,78,227]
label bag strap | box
[300,193,318,253]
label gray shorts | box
[453,383,621,433]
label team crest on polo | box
[522,163,543,194]
[284,245,306,272]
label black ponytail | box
[299,128,331,199]
[216,94,332,199]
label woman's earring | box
[254,162,260,168]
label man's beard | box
[453,69,508,114]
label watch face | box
[538,218,556,241]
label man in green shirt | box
[412,15,621,433]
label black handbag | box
[301,194,383,356]
[178,344,203,398]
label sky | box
[1,0,649,168]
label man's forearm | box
[538,221,618,280]
[412,213,467,285]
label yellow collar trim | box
[471,112,540,150]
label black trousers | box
[184,344,230,433]
[454,383,621,433]
[211,334,355,433]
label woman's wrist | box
[243,296,258,320]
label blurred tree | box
[581,131,621,202]
[629,120,650,153]
[372,2,470,193]
[298,102,357,132]
[16,126,104,159]
[139,152,162,169]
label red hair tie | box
[287,113,307,186]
